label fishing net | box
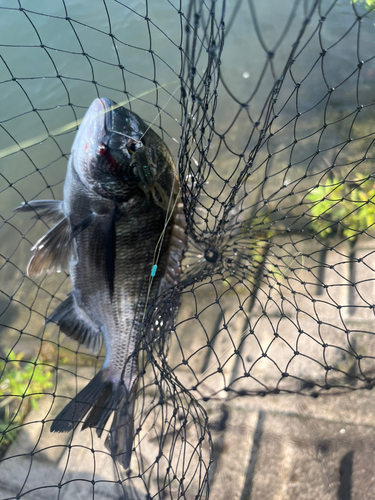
[1,0,375,498]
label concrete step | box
[0,366,209,499]
[206,390,375,500]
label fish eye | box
[126,139,137,155]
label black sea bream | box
[15,98,186,468]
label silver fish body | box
[15,98,186,468]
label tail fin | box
[51,369,136,469]
[105,384,136,470]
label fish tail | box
[105,383,136,470]
[51,370,115,433]
[51,369,136,469]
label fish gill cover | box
[0,0,375,499]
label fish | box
[15,97,187,469]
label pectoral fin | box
[27,216,74,277]
[24,208,97,278]
[91,209,117,300]
[47,294,102,353]
[15,199,71,277]
[14,200,64,224]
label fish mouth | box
[100,97,114,137]
[71,97,108,168]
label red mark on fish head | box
[84,142,88,151]
[98,143,123,177]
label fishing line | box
[141,98,191,322]
[141,78,223,321]
[141,185,182,322]
[0,81,178,160]
[108,85,180,146]
[139,85,180,142]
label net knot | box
[204,248,218,263]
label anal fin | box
[48,295,102,353]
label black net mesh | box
[1,0,375,498]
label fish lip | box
[70,98,112,189]
[71,97,107,161]
[100,97,114,137]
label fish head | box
[71,97,170,202]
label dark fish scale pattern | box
[15,97,187,469]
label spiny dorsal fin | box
[47,294,102,353]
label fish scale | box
[14,97,186,469]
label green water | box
[0,0,374,344]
